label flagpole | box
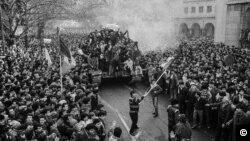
[142,57,175,98]
[60,55,63,93]
[57,27,63,93]
[143,70,167,97]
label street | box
[99,82,215,141]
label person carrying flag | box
[129,91,145,136]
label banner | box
[44,38,52,43]
[103,24,119,31]
[44,48,52,66]
[62,55,76,74]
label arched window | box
[179,23,188,37]
[191,23,201,38]
[204,23,215,39]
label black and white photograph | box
[0,0,250,141]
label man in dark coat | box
[186,82,197,123]
[169,70,179,100]
[167,99,179,140]
[208,95,233,141]
[178,81,188,114]
[175,114,192,141]
[192,91,206,129]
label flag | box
[44,48,52,66]
[62,55,76,74]
[60,37,71,59]
[161,57,174,70]
[57,27,71,58]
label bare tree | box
[0,0,111,46]
[0,0,77,46]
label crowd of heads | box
[0,31,126,141]
[142,38,250,97]
[1,27,250,141]
[140,38,250,140]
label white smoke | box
[97,0,182,52]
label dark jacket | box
[178,87,188,102]
[170,73,178,89]
[57,122,75,139]
[218,102,233,124]
[175,122,192,141]
[154,71,165,86]
[234,110,250,125]
[194,98,206,110]
[186,89,196,108]
[167,105,180,127]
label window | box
[191,7,196,13]
[234,4,240,11]
[199,6,204,13]
[184,7,188,14]
[227,5,233,12]
[207,6,212,13]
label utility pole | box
[0,5,5,55]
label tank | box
[79,26,141,83]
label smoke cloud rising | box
[97,0,182,52]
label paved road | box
[99,82,215,141]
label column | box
[214,0,227,43]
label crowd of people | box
[0,31,124,141]
[139,39,250,141]
[78,28,140,76]
[0,25,250,141]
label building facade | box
[225,0,250,46]
[174,0,250,47]
[174,0,219,40]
